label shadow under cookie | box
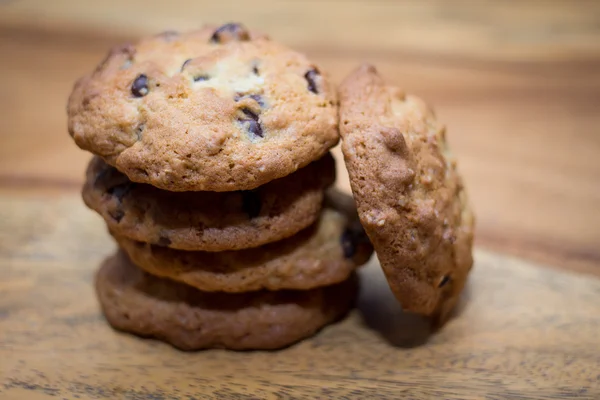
[357,258,431,348]
[357,257,472,347]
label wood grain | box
[0,193,599,399]
[2,0,600,61]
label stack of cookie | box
[68,23,372,350]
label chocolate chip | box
[131,74,149,97]
[252,63,260,75]
[304,68,321,94]
[210,23,250,44]
[241,119,263,138]
[239,108,263,138]
[107,183,134,202]
[241,107,258,119]
[340,223,371,259]
[181,59,192,72]
[438,275,451,288]
[193,74,210,82]
[249,94,264,107]
[109,209,125,223]
[93,164,130,194]
[340,230,356,258]
[157,236,172,247]
[241,190,261,218]
[94,167,111,186]
[235,93,265,107]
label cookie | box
[82,153,335,251]
[113,207,373,292]
[338,64,475,321]
[68,23,339,192]
[95,251,357,350]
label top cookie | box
[68,23,339,192]
[339,64,474,322]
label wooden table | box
[1,1,599,398]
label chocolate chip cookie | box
[113,207,373,292]
[96,251,357,350]
[68,23,339,192]
[82,153,335,251]
[338,64,475,321]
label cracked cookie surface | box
[339,64,475,322]
[82,153,335,251]
[68,23,339,191]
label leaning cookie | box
[68,23,339,192]
[113,207,373,292]
[83,153,335,251]
[338,64,474,322]
[96,251,357,350]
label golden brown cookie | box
[82,153,335,251]
[113,207,373,292]
[68,23,339,192]
[338,64,475,322]
[95,251,357,350]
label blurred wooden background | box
[1,0,599,275]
